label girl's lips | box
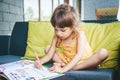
[59,36,63,39]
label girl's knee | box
[98,48,108,60]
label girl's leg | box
[72,48,108,70]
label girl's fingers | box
[61,63,66,67]
[53,63,61,66]
[53,62,65,67]
[49,66,55,71]
[34,60,41,69]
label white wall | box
[0,0,24,35]
[117,0,120,20]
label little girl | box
[34,4,108,73]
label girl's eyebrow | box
[60,28,66,31]
[61,28,66,31]
[55,27,64,30]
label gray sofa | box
[0,20,119,80]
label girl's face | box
[54,26,74,40]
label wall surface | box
[117,0,120,20]
[0,0,24,35]
[0,0,119,34]
[81,0,119,20]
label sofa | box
[0,20,120,80]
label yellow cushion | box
[23,21,54,60]
[83,21,120,69]
[23,21,120,69]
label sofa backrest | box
[83,20,117,23]
[0,35,10,55]
[8,20,119,69]
[9,22,28,56]
[23,21,54,60]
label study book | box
[0,60,63,80]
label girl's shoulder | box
[79,27,86,32]
[78,22,86,31]
[76,28,86,38]
[76,27,85,35]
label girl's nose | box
[57,32,62,36]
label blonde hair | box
[50,4,79,28]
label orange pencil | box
[34,52,43,70]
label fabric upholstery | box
[0,55,21,64]
[83,21,120,69]
[0,36,10,55]
[65,68,116,80]
[9,22,28,56]
[0,21,119,80]
[24,21,54,60]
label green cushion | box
[83,21,120,69]
[23,21,54,60]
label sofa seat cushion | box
[0,55,21,64]
[65,68,116,80]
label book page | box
[0,60,63,80]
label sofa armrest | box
[0,35,10,55]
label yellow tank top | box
[56,31,93,64]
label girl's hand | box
[49,63,65,73]
[34,52,43,70]
[34,60,42,69]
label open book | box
[0,60,63,80]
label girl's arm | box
[40,35,58,64]
[62,31,86,72]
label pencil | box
[34,52,43,70]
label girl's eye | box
[61,29,66,32]
[55,29,58,32]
